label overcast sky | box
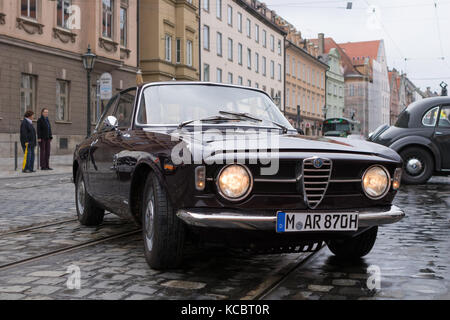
[263,0,450,93]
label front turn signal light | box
[393,167,402,190]
[195,166,206,191]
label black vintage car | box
[369,97,450,184]
[73,82,405,269]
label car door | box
[434,105,450,170]
[88,93,123,211]
[110,88,137,215]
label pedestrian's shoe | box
[41,168,47,170]
[22,170,32,173]
[47,168,54,170]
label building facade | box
[310,36,368,133]
[139,0,199,82]
[388,69,401,125]
[313,34,345,119]
[0,0,138,157]
[277,23,327,136]
[322,48,345,119]
[200,0,285,109]
[339,40,390,134]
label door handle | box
[90,138,98,147]
[435,131,443,135]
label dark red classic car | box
[73,82,405,269]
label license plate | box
[276,212,359,232]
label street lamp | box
[322,105,328,119]
[82,45,97,137]
[273,93,281,108]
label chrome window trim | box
[421,106,440,127]
[133,82,287,128]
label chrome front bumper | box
[176,205,405,231]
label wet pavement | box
[0,174,448,300]
[0,174,75,233]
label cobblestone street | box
[0,173,448,300]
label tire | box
[142,171,185,270]
[400,147,434,185]
[327,226,378,259]
[75,169,105,226]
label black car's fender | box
[389,135,442,171]
[128,156,173,224]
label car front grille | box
[302,157,332,209]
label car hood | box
[163,130,401,161]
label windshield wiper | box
[219,110,288,134]
[178,115,238,129]
[269,121,289,134]
[218,111,262,122]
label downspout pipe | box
[198,2,201,81]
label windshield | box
[137,84,294,130]
[323,122,350,133]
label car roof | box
[402,96,450,127]
[137,81,271,98]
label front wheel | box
[327,226,378,259]
[75,170,104,226]
[400,147,434,185]
[142,172,185,270]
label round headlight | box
[362,165,391,199]
[217,164,252,201]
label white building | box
[200,0,286,110]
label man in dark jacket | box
[20,110,37,173]
[37,108,53,170]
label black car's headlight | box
[362,165,391,199]
[217,164,253,201]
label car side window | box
[114,89,136,129]
[422,106,439,127]
[96,94,119,132]
[438,106,450,128]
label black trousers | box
[39,139,51,169]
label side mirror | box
[104,116,119,132]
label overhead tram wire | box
[363,0,406,66]
[432,0,446,60]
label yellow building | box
[275,19,328,136]
[139,0,200,82]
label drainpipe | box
[283,38,286,115]
[137,0,140,69]
[198,2,201,81]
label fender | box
[128,154,175,223]
[389,136,441,171]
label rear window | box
[394,108,410,128]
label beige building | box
[200,0,286,109]
[276,20,327,136]
[139,0,200,82]
[0,0,138,157]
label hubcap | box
[406,158,423,176]
[77,178,85,214]
[144,196,155,251]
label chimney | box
[318,33,325,55]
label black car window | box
[95,94,119,132]
[422,106,439,127]
[438,106,450,128]
[394,108,409,128]
[114,89,136,129]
